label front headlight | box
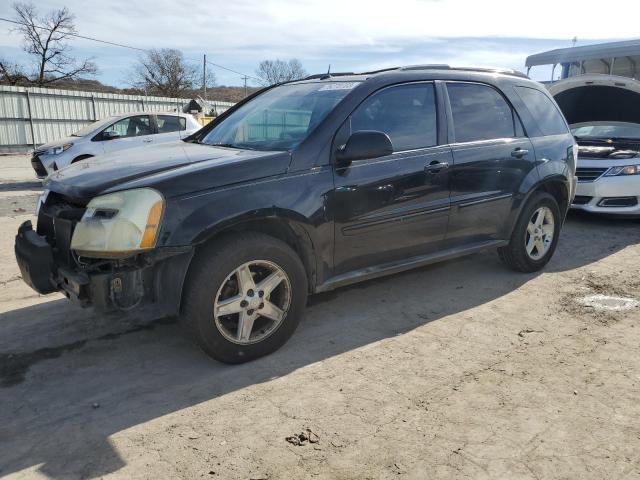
[71,188,164,258]
[46,143,73,155]
[604,165,640,176]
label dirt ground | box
[1,154,640,480]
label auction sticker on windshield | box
[318,82,360,91]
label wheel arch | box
[72,154,94,163]
[507,175,570,238]
[187,210,319,293]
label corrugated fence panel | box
[32,120,91,145]
[0,119,31,149]
[95,98,145,118]
[31,92,93,121]
[0,86,235,153]
[0,89,30,119]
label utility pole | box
[242,75,248,98]
[203,54,207,100]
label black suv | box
[15,66,576,363]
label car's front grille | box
[572,195,593,205]
[576,167,608,182]
[597,197,638,207]
[31,154,47,177]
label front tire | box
[181,233,308,363]
[498,192,561,273]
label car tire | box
[498,192,561,273]
[181,232,308,364]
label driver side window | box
[350,83,438,151]
[103,115,152,139]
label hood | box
[36,136,77,153]
[45,141,291,202]
[548,74,640,126]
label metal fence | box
[0,85,235,153]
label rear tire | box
[181,233,308,363]
[498,192,561,273]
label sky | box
[1,0,639,88]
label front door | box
[101,115,154,153]
[330,82,452,275]
[444,82,536,245]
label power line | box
[206,60,261,83]
[0,17,147,52]
[1,16,260,82]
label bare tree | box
[0,58,29,85]
[12,2,97,85]
[130,49,215,98]
[255,59,307,86]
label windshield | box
[200,82,360,151]
[571,122,640,140]
[71,117,117,137]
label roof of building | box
[526,39,640,67]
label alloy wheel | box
[525,206,555,260]
[213,260,292,345]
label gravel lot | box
[1,154,640,480]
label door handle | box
[425,161,449,173]
[143,138,153,143]
[511,148,529,158]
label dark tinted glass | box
[516,86,569,136]
[157,115,186,133]
[447,83,515,142]
[351,83,437,151]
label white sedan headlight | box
[71,188,164,258]
[604,165,640,176]
[46,143,73,155]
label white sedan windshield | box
[572,122,640,140]
[71,117,117,137]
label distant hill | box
[0,77,260,103]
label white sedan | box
[548,75,640,217]
[31,112,201,178]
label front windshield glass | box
[71,116,117,137]
[571,122,640,140]
[201,82,360,151]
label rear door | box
[153,114,188,143]
[444,82,536,245]
[101,115,154,153]
[331,82,453,275]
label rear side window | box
[447,83,518,142]
[350,83,437,151]
[157,115,186,133]
[515,86,569,136]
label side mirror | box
[336,130,393,165]
[102,130,121,140]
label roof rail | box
[399,64,529,78]
[300,65,529,82]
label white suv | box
[31,112,201,178]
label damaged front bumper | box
[15,220,193,315]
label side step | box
[315,239,506,293]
